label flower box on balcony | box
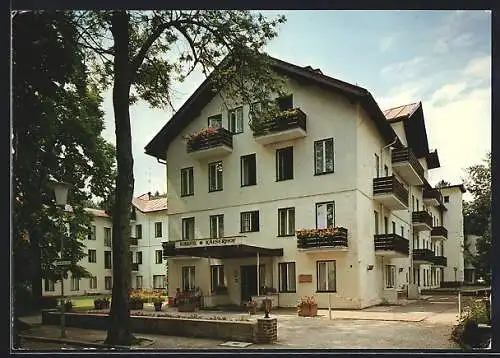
[184,127,233,157]
[252,108,307,144]
[296,227,348,249]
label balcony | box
[373,176,409,210]
[412,211,433,232]
[412,248,435,264]
[423,187,442,207]
[432,255,447,267]
[131,263,139,272]
[431,226,448,241]
[130,237,138,246]
[391,147,425,186]
[296,227,348,252]
[253,108,307,145]
[374,233,409,257]
[186,127,233,160]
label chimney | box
[147,191,151,200]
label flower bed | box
[85,309,251,322]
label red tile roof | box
[383,102,420,122]
[84,208,110,218]
[132,195,168,213]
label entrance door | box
[240,265,258,302]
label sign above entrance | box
[175,237,243,249]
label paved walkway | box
[17,295,461,350]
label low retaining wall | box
[41,310,277,344]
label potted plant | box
[214,285,228,295]
[297,296,318,317]
[94,298,103,310]
[128,295,144,310]
[63,300,73,312]
[153,295,164,312]
[244,300,257,315]
[178,295,197,312]
[103,296,111,309]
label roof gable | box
[144,56,401,160]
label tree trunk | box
[105,10,135,346]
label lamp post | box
[49,180,71,339]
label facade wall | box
[441,187,465,282]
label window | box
[276,94,293,111]
[316,202,335,229]
[279,262,296,293]
[88,225,96,240]
[89,276,97,290]
[105,276,112,290]
[374,211,379,234]
[240,211,259,233]
[136,251,143,264]
[384,217,388,234]
[208,161,223,192]
[180,167,194,196]
[104,227,112,247]
[278,207,295,236]
[317,260,336,292]
[413,233,418,249]
[374,153,380,178]
[392,221,396,234]
[384,164,389,177]
[400,225,404,238]
[412,195,415,211]
[385,265,396,288]
[155,250,163,264]
[241,154,257,186]
[136,276,143,289]
[153,275,166,289]
[249,102,263,120]
[444,196,449,203]
[276,147,294,181]
[182,266,196,291]
[416,199,420,211]
[88,249,97,263]
[314,138,334,174]
[71,276,80,291]
[135,224,142,239]
[228,107,243,134]
[211,265,225,292]
[44,279,55,292]
[104,251,112,269]
[155,222,162,238]
[182,217,195,240]
[210,215,224,239]
[208,114,222,128]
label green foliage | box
[435,180,451,188]
[12,11,116,292]
[462,152,491,283]
[451,299,490,348]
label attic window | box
[276,94,293,111]
[444,196,449,203]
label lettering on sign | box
[298,274,312,283]
[175,238,239,249]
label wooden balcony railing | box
[374,233,409,256]
[412,211,433,227]
[412,248,435,262]
[296,227,348,249]
[423,187,443,205]
[186,127,233,153]
[391,147,425,180]
[431,226,448,239]
[432,255,447,266]
[373,175,409,206]
[253,108,307,137]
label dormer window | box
[208,114,222,128]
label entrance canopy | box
[162,237,283,259]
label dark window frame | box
[210,265,225,292]
[228,106,244,134]
[241,154,257,187]
[208,161,224,192]
[240,210,260,233]
[315,201,336,229]
[316,260,337,293]
[180,167,194,197]
[154,222,162,238]
[182,217,196,240]
[104,251,112,269]
[314,138,335,175]
[88,249,97,263]
[155,249,163,264]
[209,214,224,239]
[276,146,294,181]
[278,262,297,293]
[277,207,295,237]
[207,113,223,128]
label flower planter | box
[154,303,163,312]
[94,301,103,310]
[129,301,144,310]
[178,303,197,312]
[298,304,318,317]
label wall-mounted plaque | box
[298,274,312,283]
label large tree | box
[12,10,116,312]
[75,10,286,345]
[462,152,491,282]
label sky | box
[99,10,491,200]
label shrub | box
[451,298,490,348]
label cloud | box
[373,77,433,110]
[429,82,467,105]
[380,57,427,78]
[464,55,491,80]
[379,36,395,52]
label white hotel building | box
[145,57,465,309]
[41,194,168,296]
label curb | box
[19,334,141,350]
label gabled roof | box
[144,55,402,160]
[132,196,168,213]
[382,101,440,170]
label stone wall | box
[41,310,278,344]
